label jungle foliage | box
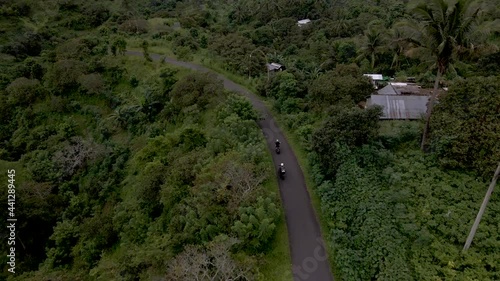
[1,0,499,280]
[280,74,500,279]
[0,1,283,280]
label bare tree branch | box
[52,136,108,179]
[166,237,253,281]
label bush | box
[6,77,42,106]
[82,4,110,28]
[208,34,257,76]
[179,127,207,152]
[16,57,45,80]
[274,97,302,114]
[130,77,139,87]
[21,150,59,183]
[312,106,382,177]
[170,72,223,109]
[231,197,280,252]
[10,1,31,17]
[216,94,258,121]
[2,32,42,59]
[430,76,500,178]
[110,36,127,56]
[308,72,373,108]
[56,38,91,61]
[119,19,149,34]
[44,59,87,94]
[173,46,193,61]
[78,73,106,95]
[172,32,198,50]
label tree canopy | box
[1,0,499,279]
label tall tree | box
[387,27,410,71]
[356,20,387,70]
[397,0,499,151]
[429,76,500,177]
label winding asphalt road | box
[126,51,334,281]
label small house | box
[366,95,429,120]
[363,74,384,89]
[266,63,285,72]
[377,83,422,95]
[297,19,311,27]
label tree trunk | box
[463,162,500,251]
[420,69,442,151]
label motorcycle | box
[278,166,286,180]
[275,146,280,154]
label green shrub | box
[231,197,280,252]
[430,76,500,178]
[6,77,43,106]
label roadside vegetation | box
[1,0,499,280]
[0,1,290,280]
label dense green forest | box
[0,1,291,280]
[1,0,500,280]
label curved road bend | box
[126,51,334,281]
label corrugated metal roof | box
[378,85,399,95]
[266,63,283,71]
[377,84,422,95]
[363,74,384,80]
[367,95,429,119]
[297,19,311,26]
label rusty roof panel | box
[367,95,429,119]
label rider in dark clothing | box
[275,139,281,148]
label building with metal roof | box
[363,74,385,89]
[363,74,384,80]
[297,19,311,27]
[377,84,399,95]
[266,63,284,72]
[366,95,429,119]
[377,83,422,95]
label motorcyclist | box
[275,139,281,148]
[278,163,286,179]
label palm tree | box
[252,0,284,22]
[387,27,410,71]
[397,0,499,151]
[107,105,141,129]
[356,20,387,70]
[139,90,162,121]
[328,8,351,37]
[107,107,129,129]
[267,52,284,64]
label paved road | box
[126,51,334,281]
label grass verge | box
[192,50,260,93]
[256,133,292,281]
[257,218,291,281]
[125,42,258,92]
